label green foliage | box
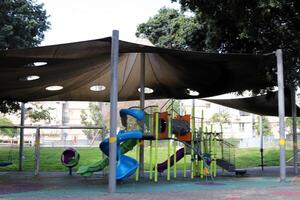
[138,1,300,92]
[0,0,50,49]
[0,100,20,114]
[285,117,300,134]
[164,99,183,114]
[80,103,104,141]
[172,99,183,114]
[211,111,231,126]
[26,103,53,123]
[136,8,200,50]
[0,117,17,138]
[175,0,300,89]
[255,116,272,136]
[172,0,299,52]
[0,0,50,114]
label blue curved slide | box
[100,109,143,181]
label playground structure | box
[78,101,246,182]
[0,32,295,194]
[61,147,80,175]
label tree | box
[80,103,105,141]
[286,117,300,134]
[164,99,184,115]
[0,100,20,114]
[136,8,200,50]
[172,99,183,114]
[255,116,272,136]
[26,103,53,123]
[0,0,50,114]
[210,111,231,130]
[0,117,18,138]
[137,1,300,93]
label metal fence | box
[0,125,103,175]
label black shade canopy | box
[204,90,300,117]
[0,37,275,102]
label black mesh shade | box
[0,37,275,102]
[204,90,300,117]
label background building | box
[1,98,283,147]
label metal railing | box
[0,125,103,175]
[220,140,236,171]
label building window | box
[239,123,245,132]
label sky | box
[38,0,180,46]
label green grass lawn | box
[0,145,294,172]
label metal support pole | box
[259,116,264,171]
[209,125,213,175]
[191,99,195,179]
[34,127,40,176]
[183,143,187,177]
[221,124,224,175]
[139,53,145,177]
[213,130,217,177]
[62,102,69,147]
[135,140,140,181]
[108,30,119,193]
[276,49,286,182]
[19,102,25,171]
[291,87,298,174]
[200,110,204,178]
[149,108,153,180]
[154,110,159,182]
[149,140,153,180]
[172,103,177,178]
[167,114,171,180]
[173,131,177,178]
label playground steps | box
[216,159,247,175]
[216,158,236,172]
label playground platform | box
[1,166,300,200]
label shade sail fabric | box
[203,90,300,117]
[0,37,275,102]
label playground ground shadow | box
[0,166,299,200]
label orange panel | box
[174,114,191,142]
[153,112,169,139]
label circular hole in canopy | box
[90,85,106,92]
[25,62,47,67]
[34,62,47,66]
[19,75,40,81]
[138,87,154,94]
[46,85,63,91]
[186,88,199,96]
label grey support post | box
[259,116,264,171]
[291,87,298,174]
[34,127,40,176]
[19,102,25,171]
[276,49,286,182]
[139,53,145,177]
[108,30,119,193]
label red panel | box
[153,112,169,139]
[174,114,191,142]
